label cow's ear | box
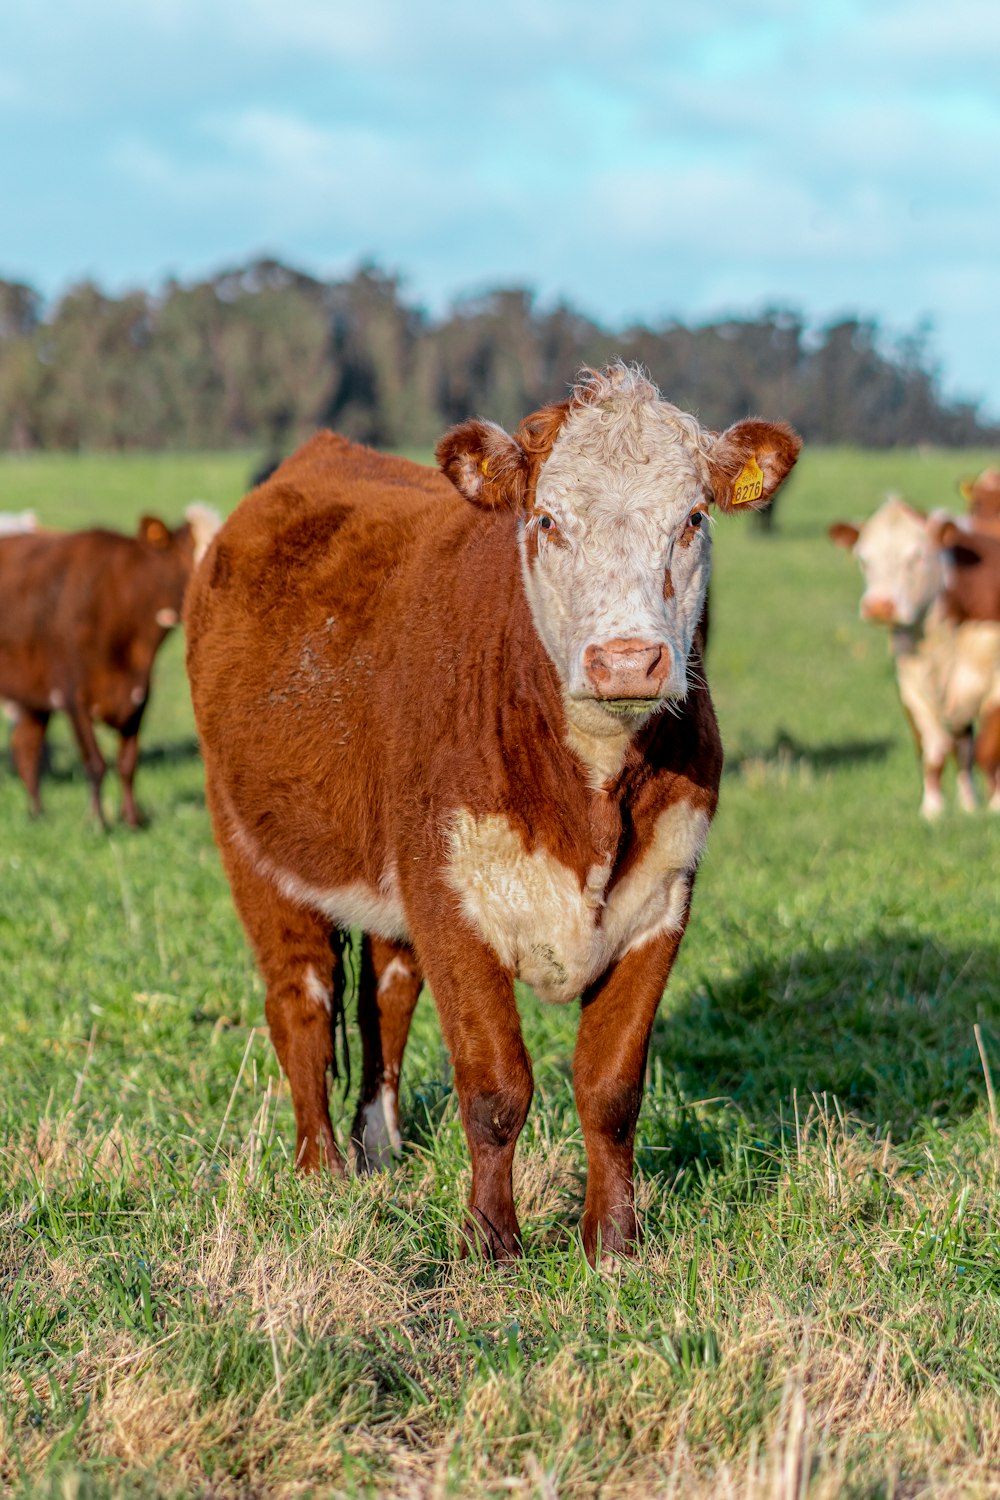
[436,420,529,510]
[928,512,962,549]
[828,521,861,549]
[708,419,801,513]
[138,514,172,549]
[931,515,984,566]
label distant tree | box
[0,280,44,448]
[324,265,438,447]
[0,259,995,453]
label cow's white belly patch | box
[226,802,409,940]
[445,802,709,1004]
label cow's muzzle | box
[860,595,897,625]
[581,638,672,701]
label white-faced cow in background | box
[0,511,37,536]
[830,494,1000,817]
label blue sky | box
[3,0,999,414]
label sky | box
[3,0,999,415]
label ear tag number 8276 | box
[732,457,764,505]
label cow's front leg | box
[575,928,684,1264]
[408,915,532,1260]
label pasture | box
[2,444,1000,1499]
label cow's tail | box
[185,502,223,566]
[328,928,359,1094]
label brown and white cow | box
[829,495,1000,817]
[960,467,1000,539]
[0,505,219,824]
[0,510,37,536]
[186,365,800,1263]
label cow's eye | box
[538,513,554,531]
[688,510,703,529]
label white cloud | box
[3,0,1000,408]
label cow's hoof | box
[581,1212,639,1267]
[460,1208,523,1263]
[293,1132,347,1177]
[350,1087,402,1174]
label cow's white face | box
[437,365,800,766]
[835,497,943,628]
[521,400,712,724]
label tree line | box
[0,258,994,453]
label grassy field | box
[2,443,1000,1499]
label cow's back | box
[186,432,470,894]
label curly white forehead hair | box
[564,362,715,482]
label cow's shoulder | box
[204,432,461,608]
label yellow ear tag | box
[732,456,764,505]
[480,457,491,478]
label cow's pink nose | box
[861,596,896,624]
[583,638,670,699]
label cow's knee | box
[465,1074,533,1152]
[579,1077,643,1146]
[459,1066,533,1262]
[265,974,335,1064]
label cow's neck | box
[890,596,947,658]
[562,702,638,789]
[500,573,678,876]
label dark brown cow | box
[186,365,800,1262]
[0,505,219,824]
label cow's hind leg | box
[116,707,145,828]
[10,707,49,816]
[351,936,423,1172]
[68,698,108,827]
[976,706,1000,812]
[222,836,345,1175]
[955,728,978,813]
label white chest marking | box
[445,802,709,1004]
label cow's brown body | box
[187,371,799,1260]
[961,468,1000,539]
[0,509,216,824]
[936,521,1000,625]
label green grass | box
[2,444,1000,1498]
